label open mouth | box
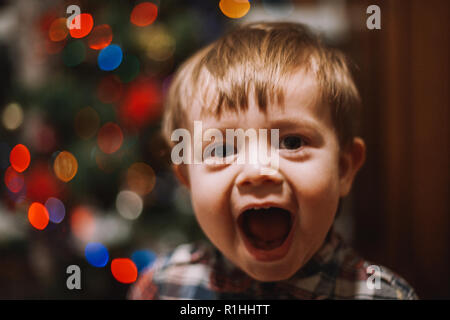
[238,207,293,252]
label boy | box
[129,22,417,299]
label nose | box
[236,163,283,188]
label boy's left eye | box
[280,135,305,150]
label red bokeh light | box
[69,13,94,39]
[26,162,62,203]
[111,258,138,284]
[97,122,124,154]
[87,24,113,50]
[130,2,158,27]
[28,202,50,230]
[119,78,161,129]
[10,144,30,173]
[4,166,24,193]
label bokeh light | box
[97,76,123,103]
[219,0,251,19]
[85,242,109,267]
[88,24,113,50]
[48,18,69,42]
[45,197,66,223]
[26,162,62,203]
[126,162,156,196]
[97,122,124,154]
[98,44,123,71]
[130,2,158,27]
[10,144,30,173]
[53,151,78,182]
[116,190,143,220]
[69,13,94,39]
[119,79,161,128]
[137,25,175,62]
[62,40,86,67]
[4,166,24,193]
[115,54,140,83]
[111,258,138,284]
[131,250,156,273]
[71,206,96,242]
[2,102,24,131]
[28,202,50,230]
[74,107,100,139]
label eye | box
[280,135,305,150]
[204,142,236,158]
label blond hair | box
[162,22,361,148]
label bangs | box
[192,24,318,119]
[193,61,287,119]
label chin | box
[240,255,302,282]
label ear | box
[338,137,366,197]
[173,164,190,189]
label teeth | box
[250,206,271,210]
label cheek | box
[187,166,237,246]
[282,156,340,223]
[188,166,231,210]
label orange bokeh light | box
[219,0,251,19]
[111,258,138,284]
[48,17,68,42]
[126,162,156,196]
[69,13,94,39]
[10,144,30,173]
[87,24,113,50]
[97,122,124,154]
[28,202,49,230]
[4,166,24,193]
[130,2,158,27]
[70,206,95,242]
[53,151,78,182]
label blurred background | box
[0,0,448,299]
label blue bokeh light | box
[45,197,66,223]
[98,44,123,71]
[131,250,156,273]
[85,242,109,268]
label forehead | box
[188,70,330,128]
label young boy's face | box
[175,70,364,281]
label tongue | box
[244,208,291,242]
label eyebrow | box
[200,117,321,132]
[268,118,321,131]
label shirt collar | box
[207,227,343,292]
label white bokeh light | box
[116,190,143,220]
[2,102,23,130]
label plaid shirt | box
[128,230,418,300]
